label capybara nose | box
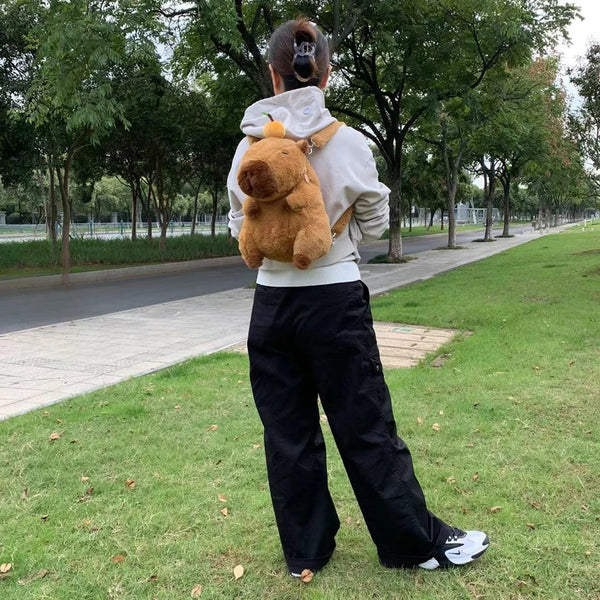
[238,160,276,198]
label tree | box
[172,0,578,261]
[570,43,600,195]
[0,0,41,205]
[418,98,476,248]
[329,0,578,258]
[25,0,159,281]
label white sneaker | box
[418,528,489,569]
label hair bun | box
[293,27,318,83]
[268,17,329,91]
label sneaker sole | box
[419,535,490,569]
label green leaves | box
[26,0,157,141]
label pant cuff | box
[286,549,335,574]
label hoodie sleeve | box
[226,137,250,240]
[334,129,390,243]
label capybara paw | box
[245,256,263,269]
[293,254,311,270]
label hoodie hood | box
[240,87,337,141]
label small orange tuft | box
[263,120,286,138]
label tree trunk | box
[130,177,138,240]
[55,160,72,286]
[211,188,218,237]
[47,161,58,250]
[483,158,496,241]
[153,156,168,253]
[144,178,153,240]
[447,182,457,248]
[191,184,200,235]
[441,130,463,249]
[386,176,403,261]
[501,174,511,237]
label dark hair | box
[268,17,330,91]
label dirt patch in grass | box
[573,248,600,255]
[367,254,415,264]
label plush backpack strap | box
[310,120,345,148]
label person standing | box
[227,16,489,577]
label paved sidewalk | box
[0,228,560,420]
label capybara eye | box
[281,150,289,155]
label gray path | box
[0,227,564,420]
[0,226,533,334]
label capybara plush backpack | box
[237,116,351,270]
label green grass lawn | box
[1,229,599,599]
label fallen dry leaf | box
[526,523,535,530]
[174,405,181,410]
[233,565,244,580]
[218,494,227,503]
[191,583,203,597]
[49,432,61,441]
[252,443,261,449]
[147,574,158,583]
[446,477,456,484]
[417,417,424,425]
[529,501,542,510]
[300,569,314,583]
[465,581,484,600]
[111,555,126,564]
[80,476,90,482]
[472,472,479,481]
[220,507,228,517]
[207,424,218,432]
[489,506,502,514]
[0,563,12,574]
[40,514,49,521]
[21,488,28,500]
[438,410,444,416]
[432,423,441,431]
[125,479,136,489]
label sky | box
[557,0,600,104]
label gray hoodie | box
[227,86,390,287]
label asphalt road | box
[0,226,527,335]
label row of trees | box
[1,0,599,275]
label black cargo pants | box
[247,280,451,573]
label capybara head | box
[237,137,310,201]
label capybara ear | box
[296,139,310,154]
